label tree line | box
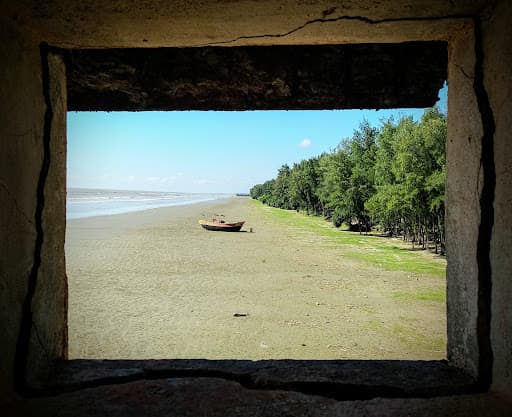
[250,108,446,254]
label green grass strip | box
[252,200,446,277]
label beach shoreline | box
[66,188,231,220]
[66,197,446,360]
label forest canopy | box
[250,108,446,254]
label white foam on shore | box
[67,188,230,219]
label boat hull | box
[199,220,244,232]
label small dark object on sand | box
[233,313,248,317]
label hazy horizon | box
[66,186,232,195]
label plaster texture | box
[445,24,482,379]
[3,1,484,48]
[28,52,68,388]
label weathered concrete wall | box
[6,0,482,48]
[445,0,512,393]
[0,0,510,405]
[27,51,68,389]
[484,0,512,396]
[0,16,44,403]
[0,19,67,401]
[445,23,482,379]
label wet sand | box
[66,197,446,360]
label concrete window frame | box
[15,18,494,400]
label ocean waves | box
[67,188,229,219]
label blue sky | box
[67,85,447,194]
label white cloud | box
[299,138,312,148]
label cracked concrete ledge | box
[41,359,479,401]
[4,378,512,417]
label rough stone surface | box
[66,43,447,111]
[28,51,68,388]
[4,378,512,417]
[2,1,485,47]
[484,0,512,395]
[0,19,68,404]
[51,359,476,399]
[0,16,44,404]
[445,23,482,380]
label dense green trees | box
[250,108,446,253]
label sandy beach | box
[66,197,446,360]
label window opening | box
[66,99,447,360]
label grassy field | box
[255,200,446,274]
[253,199,446,297]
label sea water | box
[67,188,229,220]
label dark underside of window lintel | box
[66,42,447,111]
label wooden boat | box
[199,215,245,232]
